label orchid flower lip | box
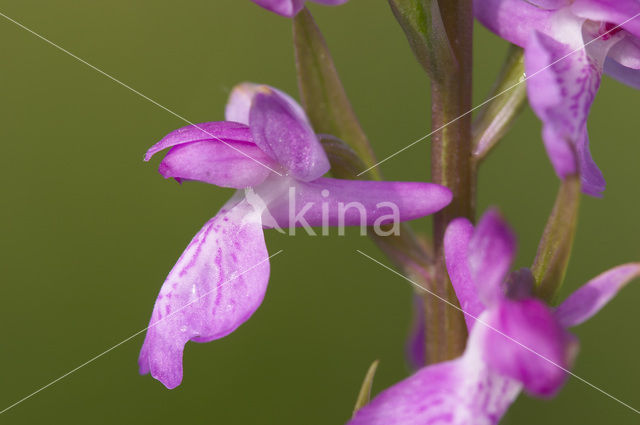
[356,249,640,414]
[146,247,282,329]
[356,12,640,178]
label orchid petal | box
[604,56,640,88]
[225,83,310,127]
[468,210,517,308]
[527,0,571,10]
[555,263,640,328]
[478,298,576,397]
[444,218,485,331]
[572,0,640,40]
[474,0,553,47]
[525,30,607,195]
[225,84,256,125]
[158,140,276,189]
[258,177,452,229]
[606,35,640,69]
[138,199,270,389]
[349,343,521,425]
[250,89,330,182]
[250,0,305,17]
[145,122,251,161]
[577,133,607,196]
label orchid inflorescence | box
[139,1,639,424]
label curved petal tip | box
[138,200,270,389]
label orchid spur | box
[349,209,640,425]
[250,0,348,17]
[476,0,640,196]
[138,83,453,389]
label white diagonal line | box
[357,12,640,176]
[0,11,282,176]
[356,249,640,415]
[0,249,284,415]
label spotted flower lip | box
[139,83,453,389]
[475,0,640,196]
[250,0,348,17]
[350,209,640,425]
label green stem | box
[532,175,581,302]
[472,44,526,161]
[426,0,474,364]
[293,8,381,180]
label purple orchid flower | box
[476,0,640,196]
[350,209,640,425]
[138,83,453,389]
[250,0,348,17]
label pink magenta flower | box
[250,0,348,17]
[138,83,453,388]
[349,209,640,424]
[476,0,640,196]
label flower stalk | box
[293,8,381,180]
[427,0,474,364]
[532,175,581,302]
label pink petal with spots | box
[525,29,607,195]
[138,199,269,388]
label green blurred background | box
[0,1,638,424]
